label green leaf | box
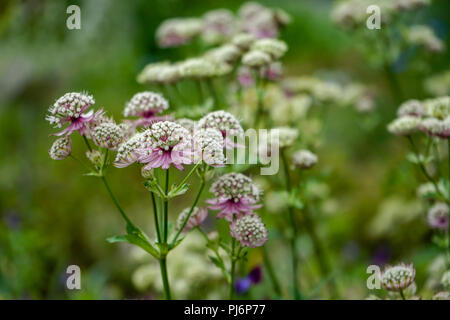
[107,232,160,259]
[167,183,189,199]
[143,179,166,199]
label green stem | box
[171,178,206,245]
[281,150,301,299]
[253,71,265,128]
[399,290,406,300]
[159,257,172,300]
[195,80,204,104]
[262,245,282,296]
[151,192,162,243]
[447,138,450,200]
[82,135,92,152]
[407,136,442,197]
[176,163,201,191]
[229,238,237,300]
[206,78,219,108]
[163,169,169,242]
[101,175,134,228]
[69,154,91,171]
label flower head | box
[124,92,169,119]
[232,33,256,50]
[176,207,208,233]
[251,38,287,59]
[381,263,416,292]
[137,62,180,85]
[205,44,241,65]
[272,127,299,148]
[207,173,261,221]
[441,270,450,290]
[193,128,226,166]
[178,58,216,79]
[137,121,192,170]
[432,292,450,300]
[292,149,318,169]
[230,214,268,247]
[427,202,449,230]
[419,117,450,138]
[202,9,235,45]
[46,92,99,136]
[242,50,271,68]
[92,122,125,150]
[114,132,145,168]
[49,136,72,160]
[387,116,420,135]
[397,100,425,117]
[156,18,203,48]
[198,111,244,148]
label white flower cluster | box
[114,132,146,168]
[292,149,318,169]
[193,128,225,166]
[198,111,244,142]
[242,50,271,68]
[137,62,180,85]
[49,136,72,160]
[46,92,95,127]
[176,207,207,232]
[210,172,260,203]
[202,9,236,45]
[205,44,242,65]
[427,202,449,230]
[230,214,268,248]
[232,33,256,50]
[251,38,287,59]
[141,121,191,152]
[406,25,445,53]
[388,96,450,137]
[270,127,299,148]
[92,122,125,150]
[156,18,203,48]
[123,92,169,118]
[381,263,416,292]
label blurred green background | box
[0,0,449,299]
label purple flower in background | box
[234,266,263,295]
[123,92,170,128]
[372,244,392,266]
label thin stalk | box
[151,192,162,243]
[399,290,406,300]
[206,78,219,108]
[262,245,282,296]
[171,178,206,245]
[101,175,134,228]
[281,150,301,299]
[253,71,265,128]
[407,136,442,196]
[163,169,169,242]
[195,80,204,104]
[159,257,172,300]
[229,238,237,300]
[82,135,92,152]
[69,154,91,171]
[448,138,450,200]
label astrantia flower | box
[242,50,271,68]
[193,128,226,166]
[156,18,203,48]
[427,202,449,230]
[124,92,169,119]
[397,100,425,117]
[237,66,254,87]
[271,127,299,148]
[176,207,208,233]
[261,62,282,81]
[424,96,450,119]
[198,111,244,149]
[230,214,268,248]
[86,150,103,167]
[46,92,99,136]
[92,122,125,150]
[406,25,445,53]
[49,136,72,160]
[419,117,450,138]
[292,149,318,169]
[381,263,416,292]
[232,33,256,51]
[251,38,287,59]
[137,121,192,170]
[114,132,145,168]
[205,44,241,65]
[207,173,261,221]
[137,62,180,85]
[178,58,216,79]
[202,9,235,45]
[387,116,420,135]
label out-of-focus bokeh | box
[0,0,449,299]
